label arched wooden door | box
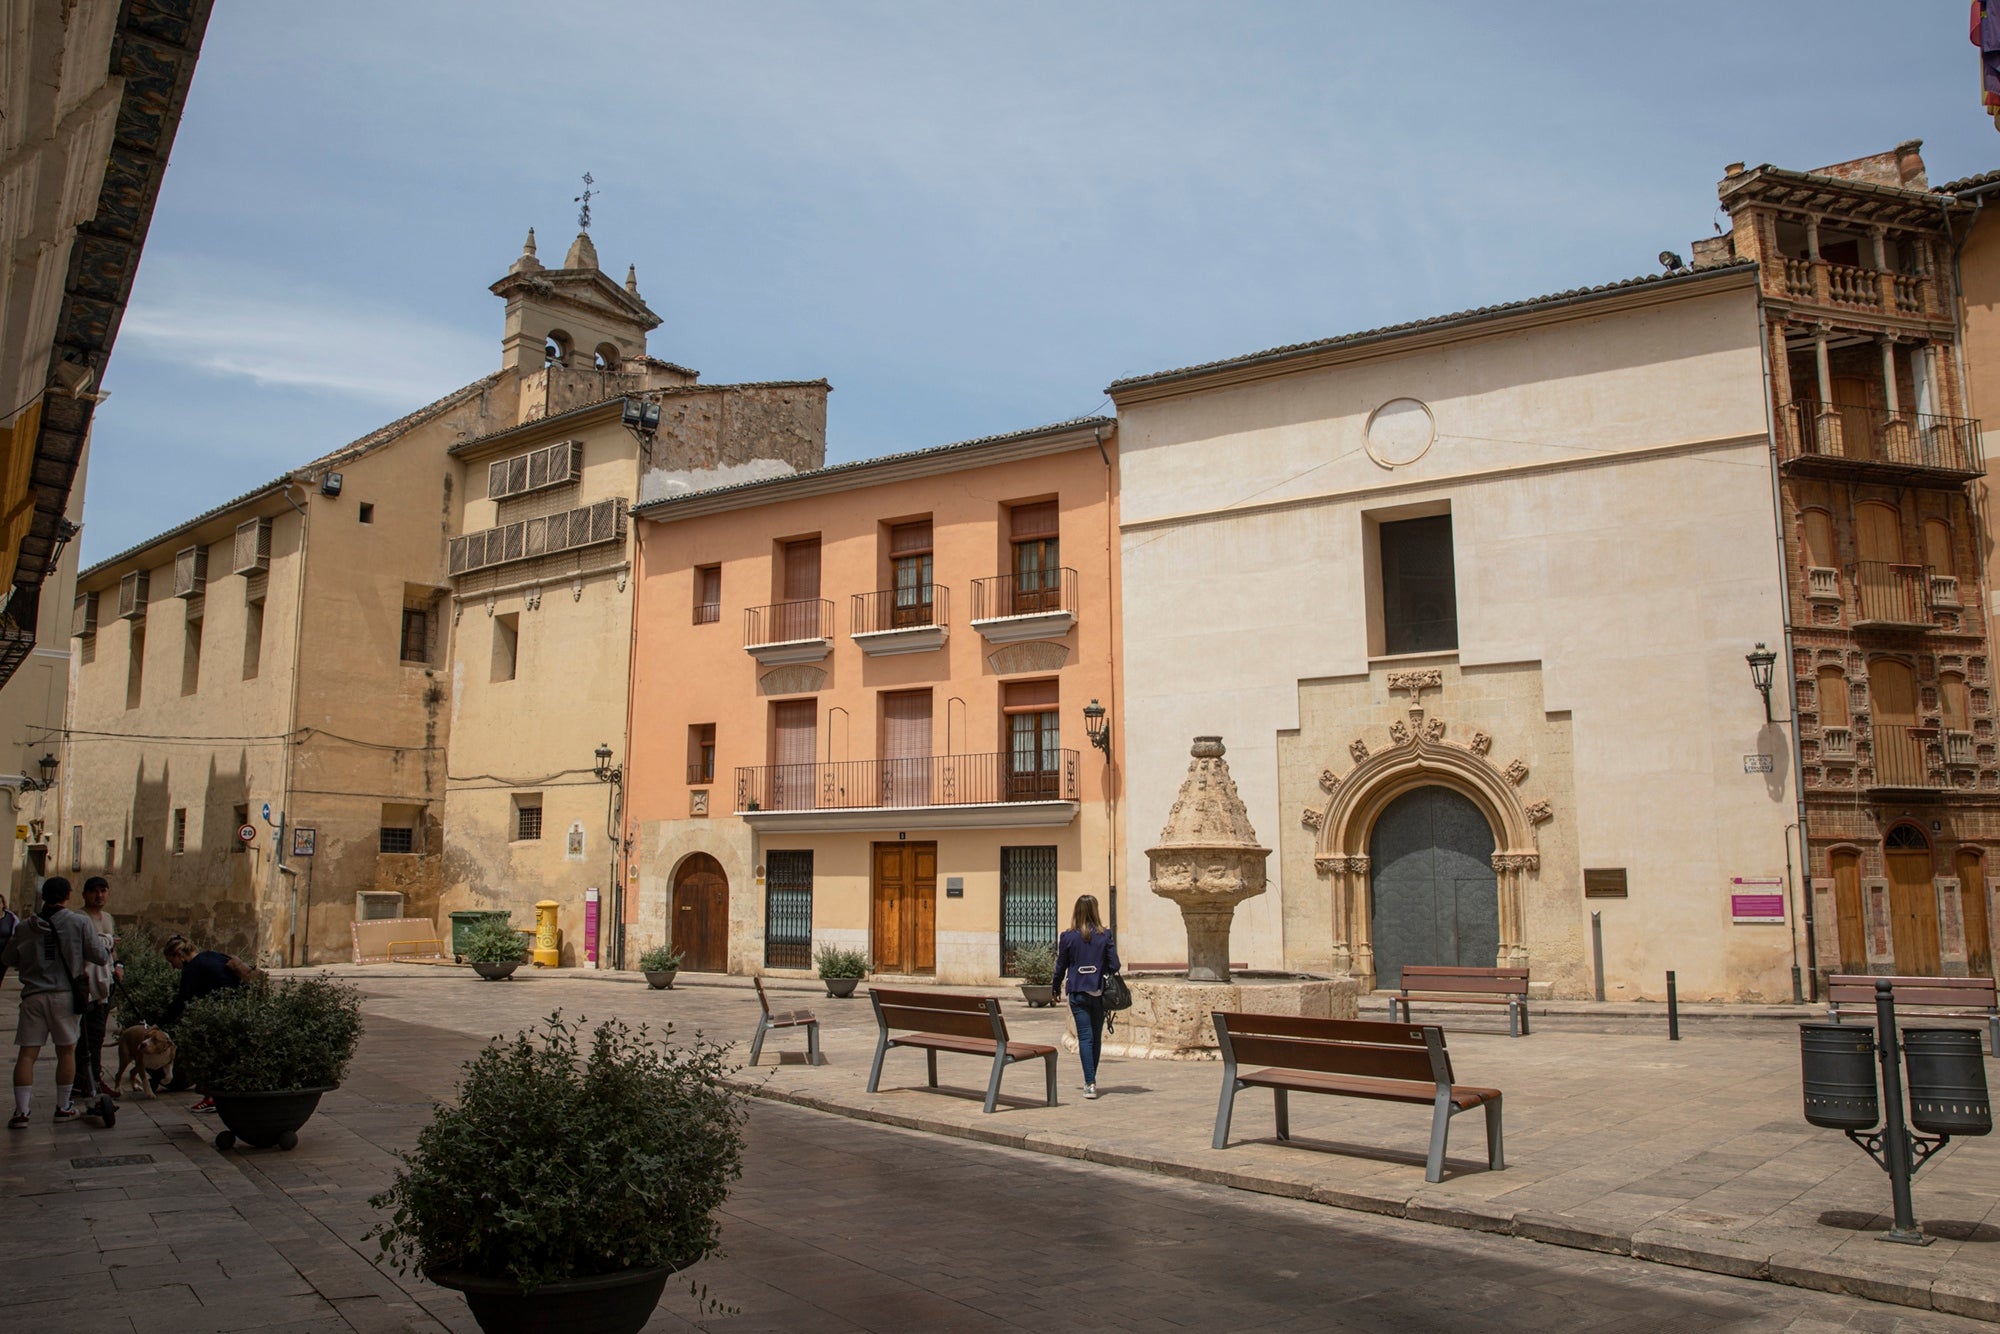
[1368,786,1499,989]
[1957,848,1992,979]
[1884,825,1939,976]
[1830,848,1867,973]
[671,854,729,973]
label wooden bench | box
[866,988,1057,1114]
[1212,1012,1503,1184]
[1390,965,1531,1036]
[748,977,821,1066]
[1826,974,1999,1055]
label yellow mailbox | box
[533,899,561,968]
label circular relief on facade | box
[1364,397,1436,469]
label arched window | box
[544,330,572,367]
[1923,518,1953,576]
[594,343,620,372]
[1802,509,1836,570]
[1817,666,1849,729]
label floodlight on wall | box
[319,472,344,497]
[1746,642,1778,723]
[621,397,661,438]
[1658,250,1684,273]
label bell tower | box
[489,225,662,380]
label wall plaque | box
[1583,868,1628,899]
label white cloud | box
[117,258,492,407]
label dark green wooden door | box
[1367,786,1498,988]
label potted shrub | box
[463,915,528,980]
[813,944,867,998]
[1011,941,1058,1007]
[638,944,683,990]
[371,1014,743,1334]
[174,975,363,1152]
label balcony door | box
[1855,502,1907,622]
[880,690,932,807]
[770,700,817,810]
[1884,823,1940,976]
[1870,658,1921,787]
[872,841,936,975]
[1004,679,1060,800]
[889,520,933,628]
[1009,501,1060,614]
[1831,374,1878,461]
[779,537,822,640]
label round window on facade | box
[1364,397,1436,469]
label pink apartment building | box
[624,418,1121,984]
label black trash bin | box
[1801,1024,1879,1130]
[1903,1028,1993,1137]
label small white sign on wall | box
[565,821,586,861]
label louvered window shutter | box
[889,520,931,555]
[881,691,933,759]
[1009,501,1058,540]
[773,701,817,767]
[783,539,821,600]
[488,459,510,499]
[1002,678,1060,712]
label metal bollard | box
[1667,970,1679,1041]
[1591,912,1605,1003]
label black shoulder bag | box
[1102,932,1132,1013]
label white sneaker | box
[1084,1084,1100,1099]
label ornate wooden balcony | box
[1865,724,1943,792]
[1849,561,1932,630]
[1781,402,1982,483]
[1775,257,1935,319]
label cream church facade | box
[1110,262,1801,1001]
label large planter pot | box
[473,961,521,981]
[210,1086,334,1152]
[643,970,678,991]
[1018,983,1054,1008]
[822,976,860,998]
[426,1264,682,1334]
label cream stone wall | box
[1956,206,2000,624]
[1115,275,1801,1000]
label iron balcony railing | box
[852,584,949,635]
[1849,561,1932,628]
[744,598,833,647]
[1784,401,1983,476]
[1868,725,1941,791]
[970,567,1078,621]
[735,749,1080,813]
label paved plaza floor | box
[1,966,1995,1331]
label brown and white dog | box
[113,1024,175,1098]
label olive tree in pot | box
[1011,941,1058,1007]
[173,975,363,1152]
[370,1013,744,1334]
[813,944,867,998]
[638,944,682,990]
[463,916,529,980]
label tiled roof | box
[633,416,1113,516]
[1940,167,2000,195]
[1105,262,1758,395]
[81,372,502,581]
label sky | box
[79,1,1998,565]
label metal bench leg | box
[1989,1009,1998,1059]
[1043,1052,1057,1106]
[1425,1087,1454,1184]
[983,1049,1007,1114]
[1484,1095,1504,1171]
[1273,1087,1289,1141]
[1507,1001,1518,1038]
[1212,1077,1239,1150]
[866,1031,889,1093]
[807,1019,821,1067]
[748,1015,769,1067]
[1517,999,1529,1037]
[927,1048,939,1089]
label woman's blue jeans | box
[1070,993,1106,1085]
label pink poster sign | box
[1730,876,1786,924]
[584,888,600,964]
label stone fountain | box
[1087,736,1356,1061]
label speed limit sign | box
[237,824,257,845]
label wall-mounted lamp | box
[1082,699,1111,760]
[1746,642,1778,723]
[593,742,622,786]
[19,753,57,792]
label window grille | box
[516,800,543,842]
[379,827,414,854]
[764,850,813,968]
[1000,845,1060,975]
[400,609,429,663]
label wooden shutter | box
[699,566,721,606]
[1817,667,1849,728]
[889,520,932,555]
[1002,678,1060,713]
[881,691,933,759]
[1009,501,1058,540]
[1803,511,1835,568]
[783,539,821,600]
[772,700,817,767]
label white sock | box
[13,1086,29,1116]
[56,1087,72,1112]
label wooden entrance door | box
[671,853,729,972]
[1958,849,1992,979]
[1831,848,1867,973]
[871,841,937,975]
[1367,786,1499,989]
[1884,825,1940,976]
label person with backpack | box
[1051,893,1121,1101]
[4,878,111,1127]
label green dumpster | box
[449,910,511,961]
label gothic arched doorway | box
[672,853,729,973]
[1884,824,1938,976]
[1367,786,1499,988]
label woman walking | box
[1051,894,1120,1100]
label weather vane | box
[575,172,596,233]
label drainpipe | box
[1096,423,1120,937]
[278,483,311,967]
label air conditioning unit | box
[72,590,97,639]
[117,571,148,620]
[233,517,271,575]
[173,545,207,598]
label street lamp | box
[593,742,622,786]
[1746,643,1778,723]
[19,753,57,792]
[1082,699,1111,759]
[592,743,624,969]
